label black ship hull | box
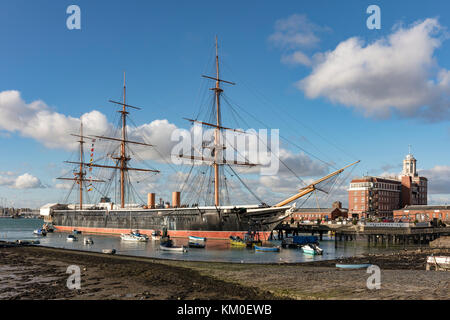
[44,205,294,240]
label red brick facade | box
[393,205,450,222]
[348,152,428,218]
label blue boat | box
[293,236,318,245]
[254,245,280,252]
[336,264,372,269]
[188,241,206,248]
[189,236,206,242]
[33,228,47,236]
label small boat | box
[66,235,78,241]
[42,223,54,233]
[244,232,262,248]
[335,264,372,269]
[254,245,280,252]
[301,244,323,255]
[151,230,161,240]
[33,229,47,236]
[189,236,206,242]
[230,236,246,247]
[281,237,298,249]
[188,241,206,248]
[102,249,116,255]
[160,244,188,252]
[120,230,149,242]
[83,237,94,245]
[73,229,82,235]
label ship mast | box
[213,36,222,206]
[79,122,84,209]
[58,121,106,209]
[179,37,257,207]
[65,73,160,209]
[120,72,128,208]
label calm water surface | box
[0,218,420,264]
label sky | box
[0,0,449,208]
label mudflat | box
[0,246,448,300]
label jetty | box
[275,222,450,248]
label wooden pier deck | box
[274,222,450,248]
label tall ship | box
[40,38,359,239]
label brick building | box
[348,176,401,218]
[393,205,450,222]
[289,201,348,222]
[348,151,428,218]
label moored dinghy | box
[254,245,280,252]
[335,264,372,269]
[188,241,206,248]
[83,237,94,245]
[33,228,47,236]
[189,235,206,242]
[120,230,149,242]
[66,234,78,241]
[151,230,161,240]
[102,248,116,255]
[160,244,188,252]
[301,243,323,255]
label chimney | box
[172,191,181,208]
[147,193,156,209]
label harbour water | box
[0,218,420,264]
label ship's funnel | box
[147,193,155,209]
[172,191,181,208]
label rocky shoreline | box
[0,246,448,300]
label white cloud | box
[299,18,450,121]
[0,90,179,160]
[419,165,450,194]
[269,14,326,49]
[281,51,312,67]
[269,14,330,67]
[0,172,44,189]
[0,90,109,150]
[55,183,72,190]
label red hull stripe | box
[54,225,272,240]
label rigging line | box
[314,189,321,210]
[226,165,263,204]
[194,42,216,120]
[127,116,178,175]
[63,181,77,204]
[295,192,314,209]
[324,163,357,205]
[222,96,308,186]
[179,163,195,195]
[221,59,359,162]
[222,93,336,169]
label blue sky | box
[0,0,449,208]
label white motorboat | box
[151,230,161,240]
[120,230,149,242]
[67,234,78,242]
[159,244,188,252]
[33,228,47,236]
[83,237,94,245]
[302,243,323,255]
